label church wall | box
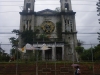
[35,16,60,27]
[31,15,35,31]
[35,15,61,38]
[62,14,77,61]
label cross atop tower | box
[23,0,35,12]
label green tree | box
[0,47,10,62]
[9,29,21,60]
[93,44,100,60]
[75,40,84,61]
[75,46,84,55]
[12,29,20,35]
[80,48,93,61]
[21,30,35,44]
[9,37,18,47]
[77,40,84,46]
[38,34,50,41]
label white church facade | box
[19,0,77,61]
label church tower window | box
[68,20,70,25]
[26,3,31,13]
[65,3,69,11]
[29,20,31,30]
[29,25,31,30]
[60,0,72,12]
[23,25,25,31]
[68,37,70,39]
[71,29,72,32]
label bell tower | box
[60,0,72,12]
[19,0,35,47]
[23,0,35,12]
[20,0,35,32]
[60,0,77,61]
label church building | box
[19,0,77,61]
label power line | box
[0,4,96,6]
[0,0,97,2]
[0,44,12,45]
[0,1,23,2]
[0,43,99,46]
[0,11,97,13]
[0,29,99,31]
[0,32,98,34]
[1,27,100,28]
[0,35,98,37]
[0,11,20,13]
[1,26,100,27]
[0,32,15,34]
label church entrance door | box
[56,47,62,60]
[45,48,52,60]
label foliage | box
[0,54,10,62]
[10,48,16,56]
[9,29,20,48]
[9,29,21,60]
[77,40,84,46]
[12,29,20,35]
[9,37,18,47]
[75,40,85,61]
[0,48,10,62]
[38,34,50,41]
[93,44,100,60]
[32,51,41,61]
[10,48,21,60]
[80,44,100,61]
[80,48,93,61]
[21,30,35,44]
[75,46,84,55]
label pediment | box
[36,9,57,15]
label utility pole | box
[16,34,18,75]
[36,42,38,75]
[90,44,94,75]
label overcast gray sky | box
[0,0,99,54]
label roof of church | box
[36,9,58,14]
[19,9,76,16]
[36,9,59,16]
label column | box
[52,46,56,61]
[28,20,30,30]
[62,45,64,60]
[42,50,45,61]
